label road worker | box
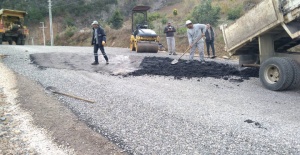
[185,20,206,64]
[91,21,108,65]
[164,22,177,55]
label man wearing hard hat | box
[185,20,206,64]
[91,20,108,65]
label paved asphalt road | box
[1,45,300,154]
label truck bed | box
[222,0,300,56]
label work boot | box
[91,61,99,65]
[211,55,216,59]
[173,53,177,55]
[106,60,109,65]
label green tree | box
[110,10,124,29]
[191,0,220,26]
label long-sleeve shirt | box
[187,24,206,45]
[92,26,106,45]
[164,26,176,37]
[205,27,215,41]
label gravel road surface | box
[1,45,300,154]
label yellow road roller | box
[130,6,159,53]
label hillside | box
[1,0,262,57]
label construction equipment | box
[171,36,204,65]
[130,6,159,53]
[0,9,29,45]
[221,0,300,91]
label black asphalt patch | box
[127,57,259,81]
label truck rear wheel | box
[17,37,22,45]
[284,57,300,90]
[259,57,294,91]
[8,38,13,45]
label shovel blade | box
[171,59,178,65]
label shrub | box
[148,12,161,21]
[191,0,221,26]
[177,27,187,35]
[161,17,168,25]
[110,10,124,29]
[227,6,242,20]
[173,9,178,16]
[65,26,78,38]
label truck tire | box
[259,57,294,91]
[21,39,25,45]
[0,33,2,45]
[8,39,13,45]
[16,37,22,45]
[284,57,300,90]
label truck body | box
[221,0,300,91]
[0,9,29,45]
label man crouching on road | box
[91,20,109,65]
[185,20,206,64]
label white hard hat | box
[185,20,192,25]
[91,21,99,25]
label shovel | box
[171,36,204,65]
[46,86,95,103]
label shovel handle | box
[53,91,95,103]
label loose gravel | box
[1,45,300,154]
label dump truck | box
[221,0,300,91]
[0,9,29,45]
[130,6,159,53]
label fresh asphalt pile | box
[1,46,300,154]
[127,57,259,81]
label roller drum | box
[136,42,158,53]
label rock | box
[0,117,6,121]
[14,130,21,134]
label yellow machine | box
[130,6,159,53]
[0,9,29,45]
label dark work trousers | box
[93,44,108,63]
[206,40,215,56]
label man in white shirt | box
[186,20,206,64]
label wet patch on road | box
[127,57,259,81]
[29,52,142,75]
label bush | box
[161,17,167,25]
[227,6,242,20]
[110,10,124,29]
[177,27,187,35]
[191,0,220,26]
[173,9,178,16]
[65,26,78,38]
[148,12,161,21]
